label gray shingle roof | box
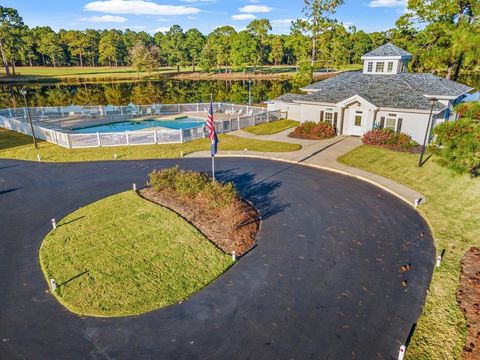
[362,43,412,58]
[278,71,473,111]
[274,93,306,102]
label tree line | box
[0,0,478,81]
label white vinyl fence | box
[0,102,282,149]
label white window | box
[385,113,397,130]
[375,62,384,73]
[367,62,373,72]
[324,107,334,124]
[387,62,394,72]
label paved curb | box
[187,152,426,209]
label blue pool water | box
[72,118,205,134]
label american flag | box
[206,101,218,156]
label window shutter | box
[396,118,403,133]
[379,117,385,129]
[320,111,324,121]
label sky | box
[4,0,409,35]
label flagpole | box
[210,93,215,182]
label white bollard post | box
[414,198,421,207]
[398,345,406,360]
[180,151,184,157]
[231,251,236,262]
[113,153,117,159]
[50,279,57,292]
[51,218,56,230]
[133,183,137,191]
[436,255,442,267]
[37,154,41,162]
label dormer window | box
[361,43,412,75]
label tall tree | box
[406,0,479,80]
[230,31,258,71]
[300,0,345,64]
[99,30,126,66]
[269,35,285,65]
[247,19,272,67]
[164,25,186,72]
[0,6,24,76]
[184,28,204,71]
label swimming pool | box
[72,117,205,134]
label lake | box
[0,79,295,109]
[0,72,477,109]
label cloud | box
[271,18,293,24]
[78,15,128,22]
[238,5,272,13]
[232,13,257,20]
[180,0,214,3]
[84,0,201,16]
[152,26,172,33]
[367,0,407,8]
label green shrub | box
[149,167,237,207]
[149,166,181,190]
[431,119,480,175]
[454,102,480,120]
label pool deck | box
[37,112,212,132]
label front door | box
[351,110,364,136]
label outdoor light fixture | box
[20,88,38,149]
[418,97,437,167]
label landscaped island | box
[40,168,259,317]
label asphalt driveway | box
[0,157,435,359]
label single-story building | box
[267,43,474,144]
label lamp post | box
[248,79,252,106]
[20,88,38,149]
[418,98,437,167]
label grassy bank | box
[0,65,361,84]
[338,145,480,359]
[39,191,232,317]
[0,128,301,162]
[244,119,299,135]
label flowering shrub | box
[362,128,418,149]
[291,121,335,140]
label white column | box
[125,131,129,145]
[97,132,101,147]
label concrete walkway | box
[188,129,426,207]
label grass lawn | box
[338,145,480,359]
[39,191,232,317]
[0,128,301,162]
[0,66,181,83]
[244,119,299,135]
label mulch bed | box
[139,187,259,256]
[457,247,480,360]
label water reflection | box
[0,71,477,109]
[0,79,294,108]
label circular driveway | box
[0,157,434,359]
